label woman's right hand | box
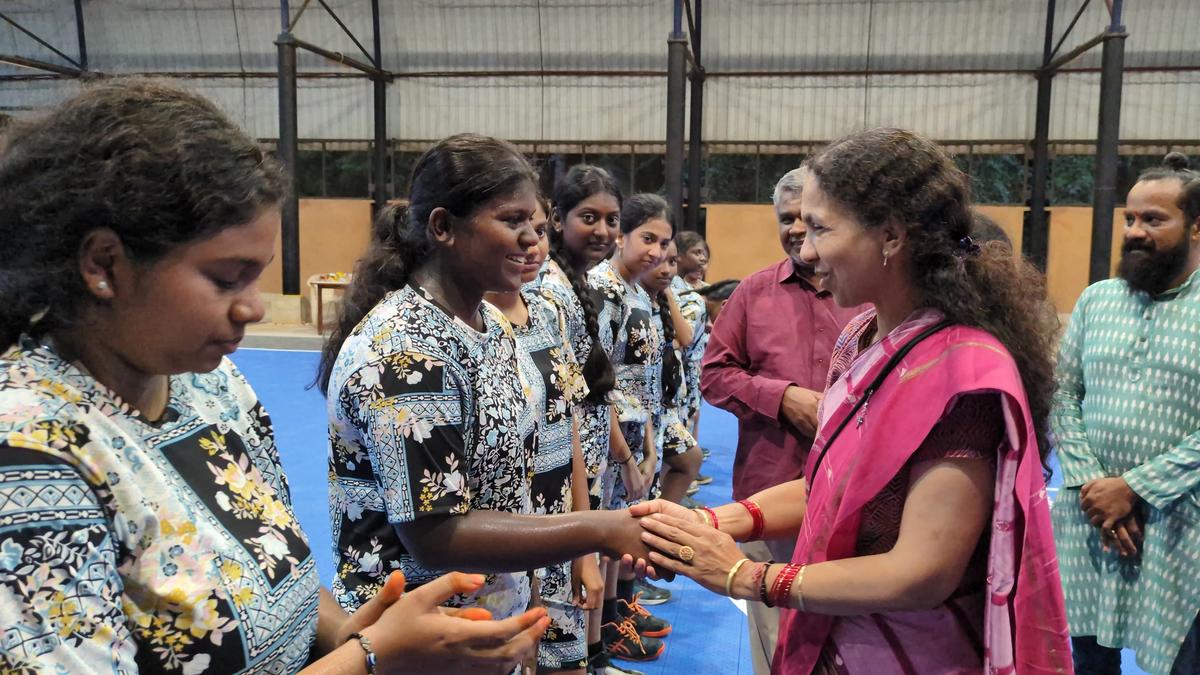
[357,571,550,675]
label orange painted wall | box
[704,204,785,282]
[261,199,373,295]
[261,199,1125,317]
[704,203,1125,314]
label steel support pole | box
[666,1,687,230]
[277,26,301,295]
[73,0,87,71]
[1025,0,1055,270]
[371,0,387,216]
[1089,24,1126,283]
[686,0,704,234]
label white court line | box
[237,347,321,353]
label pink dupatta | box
[773,310,1072,675]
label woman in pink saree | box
[626,128,1073,674]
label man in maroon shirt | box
[700,167,864,675]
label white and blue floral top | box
[0,338,320,674]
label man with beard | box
[700,166,864,675]
[1052,152,1200,675]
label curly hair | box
[316,133,538,394]
[550,165,622,404]
[807,128,1060,461]
[0,79,287,350]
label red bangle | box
[700,506,719,530]
[739,499,765,541]
[769,563,803,609]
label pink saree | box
[773,310,1072,675]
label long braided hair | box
[549,165,622,404]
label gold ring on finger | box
[678,545,695,562]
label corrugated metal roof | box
[1,0,1197,143]
[1051,70,1200,142]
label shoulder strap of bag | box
[807,319,952,482]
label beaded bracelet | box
[347,632,378,675]
[769,563,803,609]
[754,561,775,606]
[738,499,765,541]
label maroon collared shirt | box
[701,259,866,499]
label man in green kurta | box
[1052,154,1200,675]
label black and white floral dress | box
[588,260,661,509]
[514,289,590,670]
[0,340,320,674]
[671,275,709,423]
[327,283,539,620]
[532,260,612,499]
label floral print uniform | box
[651,297,697,462]
[327,284,539,620]
[514,290,589,670]
[532,260,612,506]
[0,339,320,674]
[671,276,709,423]
[589,260,660,509]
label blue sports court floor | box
[232,347,1145,674]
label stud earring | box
[97,281,109,290]
[882,251,889,268]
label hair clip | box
[957,235,981,257]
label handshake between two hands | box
[608,499,752,599]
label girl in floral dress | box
[485,196,603,674]
[587,193,675,662]
[320,136,652,630]
[642,240,703,505]
[533,166,649,672]
[0,81,548,675]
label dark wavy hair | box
[622,194,682,408]
[807,128,1059,461]
[1137,152,1200,227]
[0,79,287,350]
[316,133,538,394]
[550,165,622,404]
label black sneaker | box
[632,578,671,605]
[695,473,713,485]
[601,618,665,662]
[618,594,672,637]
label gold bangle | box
[795,564,808,612]
[695,508,711,527]
[725,557,752,597]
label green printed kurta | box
[1051,268,1200,674]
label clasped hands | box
[612,500,750,597]
[1080,476,1143,558]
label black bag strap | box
[807,319,953,482]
